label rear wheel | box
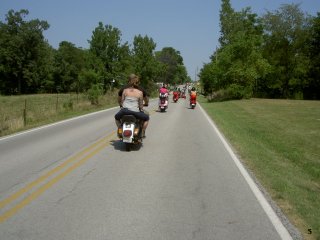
[125,143,131,151]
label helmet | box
[191,87,195,91]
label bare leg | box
[115,120,121,128]
[142,121,148,137]
[143,121,148,130]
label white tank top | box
[123,96,139,112]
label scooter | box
[159,93,168,112]
[117,115,143,151]
[190,95,196,109]
[173,91,179,102]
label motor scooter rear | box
[118,115,142,151]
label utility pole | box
[195,66,198,82]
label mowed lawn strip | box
[199,97,319,240]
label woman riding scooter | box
[173,87,179,102]
[159,84,169,111]
[115,74,149,137]
[190,87,197,109]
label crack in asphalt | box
[55,168,96,205]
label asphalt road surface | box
[0,97,293,240]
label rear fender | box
[122,122,135,143]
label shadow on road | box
[110,139,143,152]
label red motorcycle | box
[159,92,168,112]
[173,91,179,102]
[190,95,196,109]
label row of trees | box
[200,0,320,100]
[0,9,190,95]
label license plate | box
[123,138,132,143]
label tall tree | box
[53,41,87,92]
[132,34,158,91]
[199,62,220,95]
[89,22,130,91]
[219,0,235,46]
[201,3,269,99]
[155,47,188,84]
[0,9,50,94]
[306,13,320,99]
[262,4,311,98]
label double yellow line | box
[0,131,115,223]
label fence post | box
[56,93,58,112]
[23,99,27,126]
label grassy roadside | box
[0,92,118,137]
[199,97,320,240]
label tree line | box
[200,0,320,100]
[0,9,191,96]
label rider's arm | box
[118,96,122,107]
[118,88,124,107]
[138,92,144,111]
[121,89,127,107]
[143,89,149,106]
[143,96,149,106]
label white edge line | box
[198,103,293,240]
[0,106,119,141]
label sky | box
[1,0,319,79]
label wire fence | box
[0,92,118,137]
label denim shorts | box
[115,108,149,121]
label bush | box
[208,84,252,102]
[87,84,103,105]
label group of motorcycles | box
[117,87,197,151]
[160,89,197,111]
[172,89,196,109]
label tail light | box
[123,130,132,137]
[134,128,139,136]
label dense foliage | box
[200,0,320,100]
[0,10,189,95]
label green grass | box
[199,97,320,240]
[0,92,118,137]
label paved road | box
[0,97,292,239]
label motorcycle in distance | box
[159,92,168,112]
[173,91,179,102]
[117,115,143,151]
[190,95,197,109]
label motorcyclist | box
[159,83,169,95]
[159,83,169,105]
[181,86,186,98]
[173,87,179,101]
[190,87,197,104]
[118,77,149,109]
[190,87,197,95]
[115,74,149,138]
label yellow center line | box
[0,132,114,210]
[0,132,115,222]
